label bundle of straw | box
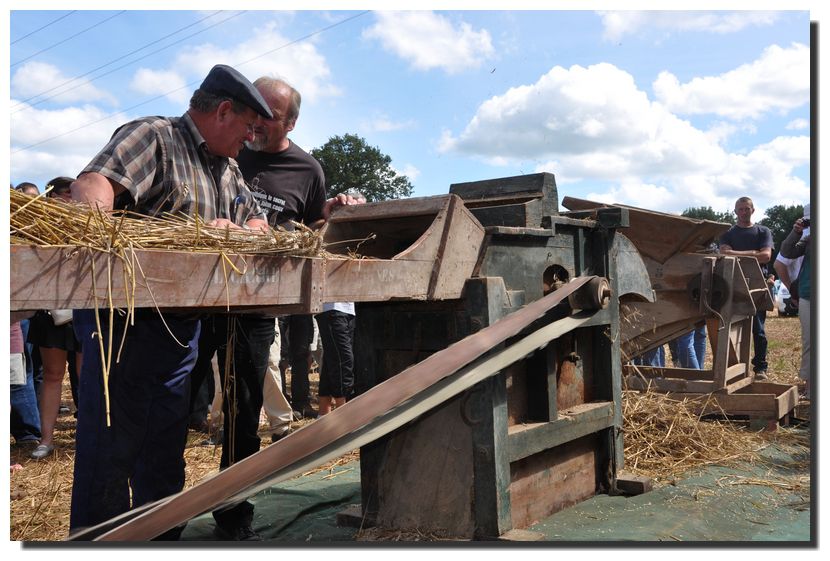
[10,188,326,257]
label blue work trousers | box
[751,310,768,373]
[69,309,200,537]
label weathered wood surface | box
[10,195,485,313]
[561,196,729,263]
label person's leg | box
[317,311,355,415]
[189,316,221,431]
[70,310,130,531]
[262,323,293,436]
[213,315,272,536]
[798,298,811,398]
[674,331,699,369]
[10,341,42,443]
[752,310,769,375]
[130,314,200,540]
[288,315,315,415]
[35,346,68,450]
[693,326,707,369]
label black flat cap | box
[199,64,273,119]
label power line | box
[10,11,77,45]
[11,11,244,113]
[10,11,126,68]
[11,10,373,155]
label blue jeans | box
[752,310,768,373]
[634,346,665,367]
[692,326,707,367]
[669,331,699,369]
[11,319,42,442]
[70,309,199,537]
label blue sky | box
[6,5,816,217]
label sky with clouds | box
[6,6,817,218]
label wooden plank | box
[508,434,598,530]
[561,196,729,264]
[506,402,615,463]
[450,172,556,201]
[622,365,715,381]
[625,376,716,394]
[712,257,736,389]
[615,472,653,495]
[428,197,486,299]
[374,395,475,536]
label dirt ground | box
[9,313,808,542]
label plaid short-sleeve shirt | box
[81,112,264,224]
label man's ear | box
[286,118,296,134]
[216,99,234,122]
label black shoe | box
[292,405,318,420]
[271,428,291,444]
[213,524,262,541]
[200,428,224,446]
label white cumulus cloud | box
[10,101,132,184]
[363,11,494,74]
[598,11,780,43]
[653,43,809,120]
[11,61,119,107]
[130,68,190,105]
[130,20,340,105]
[439,59,808,214]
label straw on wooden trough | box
[10,188,328,257]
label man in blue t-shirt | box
[718,196,774,378]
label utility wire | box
[12,10,372,155]
[10,11,77,45]
[10,11,126,68]
[12,11,244,113]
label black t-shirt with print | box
[236,141,326,230]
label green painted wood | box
[506,402,615,463]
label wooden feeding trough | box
[10,194,483,317]
[560,198,798,425]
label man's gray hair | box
[253,77,301,124]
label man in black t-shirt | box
[719,196,774,378]
[202,77,360,541]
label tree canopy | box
[680,206,735,225]
[760,204,805,260]
[310,134,413,202]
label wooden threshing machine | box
[10,172,791,541]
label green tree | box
[760,204,804,259]
[680,206,735,224]
[310,134,414,202]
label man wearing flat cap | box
[68,64,271,540]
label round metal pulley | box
[568,276,611,310]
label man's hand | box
[322,192,366,221]
[206,218,242,230]
[794,218,807,235]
